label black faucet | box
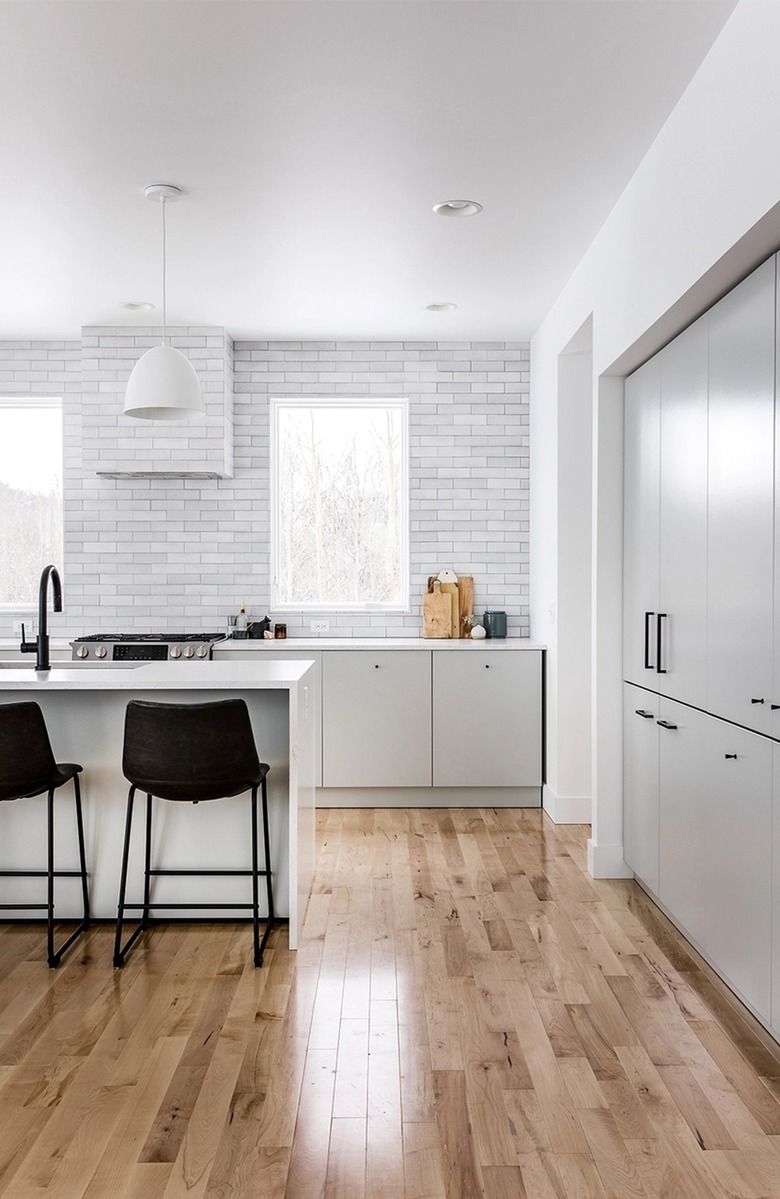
[20,564,62,671]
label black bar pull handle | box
[771,704,780,711]
[751,698,765,705]
[724,754,738,760]
[643,611,654,670]
[635,710,655,719]
[657,719,677,730]
[656,613,667,673]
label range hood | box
[83,325,234,480]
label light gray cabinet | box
[433,651,541,787]
[773,749,780,1033]
[656,703,772,1023]
[702,720,772,1021]
[622,685,660,894]
[658,317,708,709]
[322,651,432,787]
[657,698,710,952]
[623,355,661,690]
[623,315,708,707]
[623,252,780,1037]
[707,257,776,734]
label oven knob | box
[184,645,195,658]
[170,646,182,658]
[95,645,107,659]
[76,645,89,659]
[195,645,208,658]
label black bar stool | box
[0,701,90,967]
[113,698,275,968]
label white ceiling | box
[0,0,736,342]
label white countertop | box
[215,636,545,651]
[0,659,314,690]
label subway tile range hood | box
[82,326,234,479]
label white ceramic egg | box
[470,624,487,640]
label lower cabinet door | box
[703,720,771,1022]
[432,650,541,787]
[322,651,432,787]
[773,748,780,1036]
[658,698,710,951]
[622,685,659,893]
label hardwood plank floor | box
[0,807,779,1197]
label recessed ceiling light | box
[425,302,458,312]
[433,200,482,217]
[120,300,156,311]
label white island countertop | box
[0,659,314,688]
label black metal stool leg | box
[251,786,261,966]
[113,785,137,967]
[47,786,56,967]
[256,774,275,965]
[73,773,90,924]
[142,792,153,929]
[262,772,274,930]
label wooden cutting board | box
[423,589,452,638]
[457,576,474,637]
[439,582,460,639]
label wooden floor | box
[0,808,780,1198]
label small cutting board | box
[439,582,460,639]
[423,590,452,638]
[457,576,474,637]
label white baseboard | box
[542,785,591,824]
[587,838,634,879]
[317,786,542,808]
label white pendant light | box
[124,184,204,421]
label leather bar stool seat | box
[0,701,90,966]
[113,697,275,968]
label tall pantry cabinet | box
[623,254,780,1036]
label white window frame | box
[270,397,410,613]
[0,396,64,611]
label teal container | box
[483,610,507,638]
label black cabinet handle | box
[657,719,677,730]
[485,664,490,668]
[643,611,654,670]
[751,698,765,705]
[374,664,379,669]
[635,710,654,719]
[724,753,738,760]
[771,704,780,711]
[656,613,667,673]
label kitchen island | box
[0,659,316,948]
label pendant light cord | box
[160,197,167,346]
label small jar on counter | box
[274,622,287,639]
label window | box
[0,399,64,606]
[271,399,408,609]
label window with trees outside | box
[0,399,64,607]
[271,398,408,610]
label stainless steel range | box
[70,633,226,662]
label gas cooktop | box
[71,632,226,661]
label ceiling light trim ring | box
[432,200,483,217]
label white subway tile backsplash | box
[1,336,530,636]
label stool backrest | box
[0,701,58,796]
[123,698,262,796]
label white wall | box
[531,0,780,872]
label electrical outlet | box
[310,619,330,633]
